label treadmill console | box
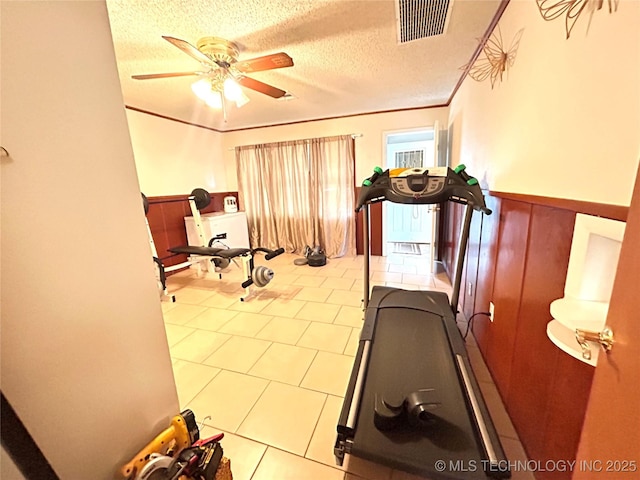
[389,167,447,198]
[356,165,491,214]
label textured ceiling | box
[106,0,502,131]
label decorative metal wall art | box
[464,26,524,89]
[536,0,619,39]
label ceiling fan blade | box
[236,76,287,98]
[162,36,214,66]
[234,52,293,73]
[131,71,202,80]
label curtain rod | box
[227,133,362,151]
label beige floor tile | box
[218,312,273,337]
[160,300,178,313]
[322,267,348,278]
[292,264,324,276]
[292,275,328,287]
[188,370,268,433]
[294,286,334,303]
[296,301,341,323]
[297,323,352,354]
[433,272,452,289]
[402,273,434,287]
[260,298,306,318]
[249,343,317,385]
[164,324,196,347]
[326,289,364,307]
[255,316,311,344]
[334,305,365,327]
[170,330,232,363]
[163,304,208,325]
[268,262,300,274]
[270,272,300,285]
[402,253,430,265]
[237,383,326,456]
[259,284,303,301]
[388,263,418,274]
[199,426,267,480]
[301,351,354,397]
[166,272,195,286]
[305,395,343,466]
[466,345,493,384]
[200,292,240,309]
[203,336,271,373]
[226,295,274,314]
[172,360,221,407]
[499,436,535,480]
[251,447,343,480]
[478,380,519,440]
[390,469,432,480]
[386,282,414,289]
[306,395,392,480]
[184,307,238,331]
[187,275,229,291]
[344,328,361,356]
[368,261,389,272]
[341,268,365,279]
[350,280,386,294]
[173,286,217,305]
[371,271,403,283]
[320,276,355,291]
[380,255,405,265]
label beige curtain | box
[236,135,355,258]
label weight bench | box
[142,189,284,302]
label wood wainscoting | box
[442,192,628,480]
[145,191,239,272]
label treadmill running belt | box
[352,299,488,479]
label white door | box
[385,130,437,247]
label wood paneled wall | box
[442,192,628,480]
[355,187,383,256]
[145,191,239,271]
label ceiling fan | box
[132,36,294,119]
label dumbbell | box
[363,166,384,187]
[454,164,479,186]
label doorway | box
[382,126,440,269]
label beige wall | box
[127,109,226,195]
[449,0,640,205]
[1,2,178,479]
[128,107,449,194]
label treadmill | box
[335,165,510,480]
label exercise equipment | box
[142,189,284,302]
[335,165,511,480]
[293,245,327,267]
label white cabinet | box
[184,211,250,249]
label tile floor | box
[162,251,534,480]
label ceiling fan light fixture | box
[223,77,243,101]
[235,91,251,108]
[191,78,212,97]
[191,79,223,109]
[204,91,223,109]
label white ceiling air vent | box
[396,0,454,43]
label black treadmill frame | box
[335,167,510,479]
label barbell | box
[141,188,211,216]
